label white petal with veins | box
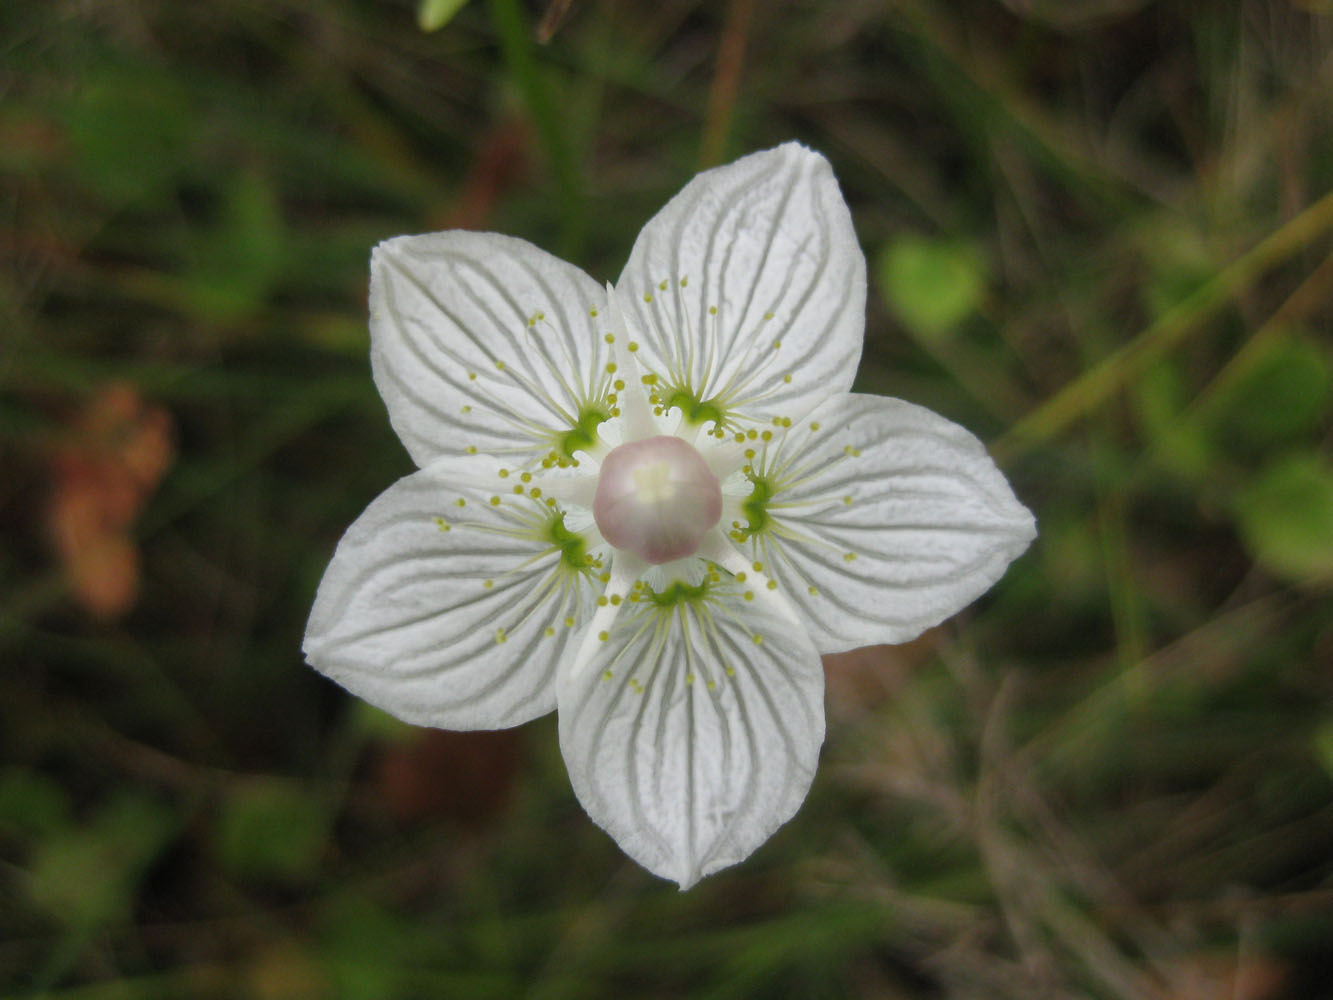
[304,455,597,729]
[616,143,865,428]
[740,393,1036,652]
[557,585,824,889]
[371,231,611,467]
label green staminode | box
[739,473,773,539]
[545,513,589,570]
[647,579,711,607]
[662,388,727,428]
[558,405,610,460]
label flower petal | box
[370,231,612,467]
[557,586,824,888]
[615,143,865,427]
[304,456,598,729]
[747,393,1036,652]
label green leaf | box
[179,170,286,321]
[876,235,986,340]
[1133,360,1215,481]
[1314,720,1333,781]
[1233,453,1333,583]
[0,768,71,838]
[215,777,329,884]
[418,0,470,31]
[1138,219,1214,320]
[27,795,177,930]
[60,64,194,205]
[352,701,418,745]
[1209,333,1330,448]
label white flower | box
[304,143,1036,888]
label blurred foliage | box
[1,0,1332,998]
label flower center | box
[592,435,722,564]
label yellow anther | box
[495,628,507,644]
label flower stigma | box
[592,434,722,564]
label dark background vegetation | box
[3,0,1332,996]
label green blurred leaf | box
[1133,360,1215,480]
[1233,453,1333,582]
[352,701,418,745]
[216,777,329,884]
[27,794,177,930]
[61,64,195,204]
[179,170,286,321]
[1209,333,1330,448]
[1314,720,1333,781]
[876,235,986,340]
[418,0,470,31]
[1138,217,1214,320]
[0,768,71,839]
[319,893,412,1000]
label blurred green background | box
[3,0,1333,997]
